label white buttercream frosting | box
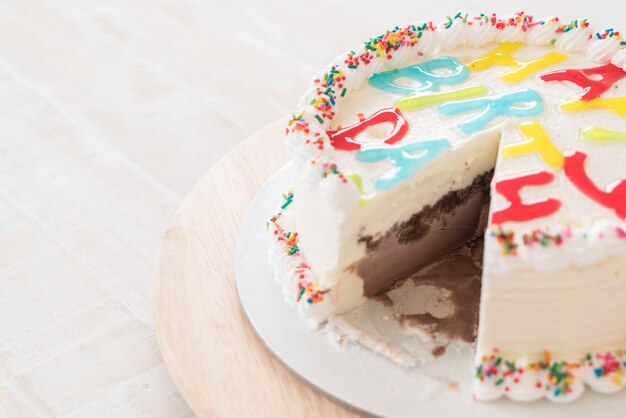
[526,18,561,45]
[555,20,593,52]
[494,12,532,43]
[414,25,438,57]
[587,35,623,62]
[611,48,626,71]
[466,16,497,48]
[437,17,467,51]
[496,25,526,43]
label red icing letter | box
[491,171,561,225]
[540,63,626,101]
[327,107,409,151]
[563,151,626,219]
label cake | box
[267,12,626,402]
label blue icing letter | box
[356,139,450,191]
[368,57,469,96]
[438,88,544,135]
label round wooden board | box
[154,119,360,418]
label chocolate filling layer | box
[399,251,482,354]
[369,236,484,357]
[350,169,493,297]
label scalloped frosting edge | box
[474,347,626,401]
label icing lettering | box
[561,97,626,117]
[466,42,567,83]
[327,107,409,151]
[502,121,564,169]
[356,139,450,191]
[438,89,544,135]
[583,127,626,142]
[563,151,626,219]
[369,57,469,95]
[491,171,561,225]
[540,63,626,101]
[395,85,489,111]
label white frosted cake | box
[267,12,626,402]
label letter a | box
[540,63,626,101]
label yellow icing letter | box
[561,97,626,118]
[502,121,564,169]
[466,42,567,83]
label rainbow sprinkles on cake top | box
[267,12,626,402]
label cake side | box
[477,119,626,400]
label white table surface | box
[0,1,623,416]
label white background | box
[0,1,624,416]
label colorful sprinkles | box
[476,348,626,398]
[522,228,567,248]
[267,191,331,305]
[491,225,626,256]
[286,113,326,150]
[363,24,426,60]
[562,18,590,33]
[267,192,300,256]
[469,13,496,27]
[310,156,349,183]
[296,273,329,304]
[444,12,468,29]
[596,28,622,40]
[491,226,519,256]
[496,11,533,31]
[307,65,348,122]
[287,22,438,138]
